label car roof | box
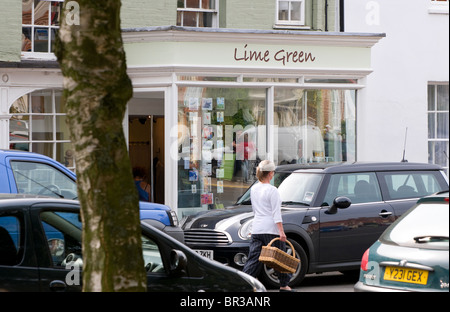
[0,194,79,208]
[275,161,443,174]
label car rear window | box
[381,202,449,250]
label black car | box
[0,195,265,292]
[182,162,449,288]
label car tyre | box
[259,239,308,288]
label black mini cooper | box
[182,162,449,288]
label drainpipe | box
[325,0,328,31]
[340,0,345,32]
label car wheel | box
[259,239,308,288]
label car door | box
[30,205,83,292]
[0,210,40,291]
[318,172,395,264]
[377,171,449,217]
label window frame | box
[177,0,219,28]
[275,0,306,27]
[427,83,449,175]
[21,0,64,60]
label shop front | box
[2,26,383,217]
[123,26,383,217]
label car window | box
[0,215,24,266]
[323,172,382,205]
[40,211,82,267]
[142,234,165,273]
[11,161,78,199]
[380,171,445,200]
[278,173,323,205]
[381,202,449,249]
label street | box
[268,272,358,292]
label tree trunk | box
[56,0,147,291]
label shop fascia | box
[122,26,384,161]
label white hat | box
[258,160,276,172]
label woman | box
[242,160,293,292]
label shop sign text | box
[234,44,316,66]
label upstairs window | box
[276,0,305,27]
[22,0,64,57]
[177,0,219,28]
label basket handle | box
[267,237,296,258]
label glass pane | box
[203,0,216,9]
[428,85,436,111]
[22,28,32,52]
[182,11,197,27]
[31,115,53,140]
[186,0,200,8]
[9,116,30,142]
[177,87,266,217]
[435,141,449,170]
[23,0,33,24]
[428,141,434,163]
[436,112,449,139]
[274,88,356,164]
[0,216,23,266]
[10,95,29,114]
[279,1,289,20]
[31,142,54,158]
[54,90,65,113]
[437,85,449,111]
[201,12,213,27]
[34,28,49,52]
[56,142,75,168]
[34,0,50,25]
[50,1,63,26]
[291,1,301,21]
[50,28,58,52]
[428,113,435,139]
[31,90,53,113]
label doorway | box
[128,92,165,204]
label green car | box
[355,191,449,292]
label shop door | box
[128,115,165,204]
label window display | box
[177,87,266,216]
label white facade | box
[344,0,449,166]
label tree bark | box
[56,0,147,291]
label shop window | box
[428,84,449,175]
[274,88,356,164]
[22,0,64,56]
[9,90,75,170]
[177,87,266,216]
[177,0,219,28]
[276,0,305,27]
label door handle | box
[49,280,67,292]
[379,211,393,218]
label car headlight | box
[238,219,253,240]
[167,210,179,227]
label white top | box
[250,182,283,235]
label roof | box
[276,162,443,174]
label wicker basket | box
[259,238,300,274]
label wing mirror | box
[170,249,187,276]
[326,197,351,215]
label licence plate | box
[383,266,429,285]
[195,249,214,260]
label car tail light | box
[361,248,370,271]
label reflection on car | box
[182,162,449,288]
[355,191,449,292]
[0,195,265,292]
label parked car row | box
[0,195,265,292]
[181,162,449,288]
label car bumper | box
[354,281,447,292]
[186,242,250,269]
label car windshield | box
[236,171,323,206]
[278,173,323,206]
[381,202,449,249]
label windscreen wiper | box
[414,235,449,243]
[282,201,310,206]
